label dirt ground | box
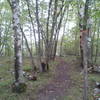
[35,58,72,100]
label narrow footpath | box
[36,58,72,100]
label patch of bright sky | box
[0,0,4,3]
[58,21,76,39]
[83,0,86,3]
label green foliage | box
[23,65,32,72]
[60,26,80,55]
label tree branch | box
[7,0,12,8]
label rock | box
[95,98,100,100]
[96,82,100,88]
[28,75,37,81]
[94,66,100,72]
[23,71,26,75]
[94,88,100,95]
[11,71,37,81]
[94,82,100,95]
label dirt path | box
[36,58,72,100]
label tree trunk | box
[59,10,69,56]
[35,0,41,59]
[20,26,37,72]
[78,0,91,99]
[94,23,100,64]
[52,4,68,59]
[12,0,23,83]
[82,30,89,100]
[25,0,38,55]
[7,0,26,93]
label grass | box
[0,56,100,100]
[93,56,100,65]
[62,56,83,100]
[0,57,58,100]
[63,56,100,100]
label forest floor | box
[0,56,100,100]
[36,57,72,100]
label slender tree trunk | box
[35,0,41,59]
[82,30,89,100]
[7,0,26,93]
[44,0,53,71]
[0,24,2,47]
[22,28,24,57]
[0,44,4,56]
[91,23,96,63]
[94,23,100,63]
[78,0,91,99]
[29,26,33,54]
[12,0,23,83]
[52,4,68,59]
[91,0,96,64]
[25,0,38,55]
[60,10,69,56]
[20,26,37,73]
[82,0,91,99]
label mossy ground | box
[0,57,57,100]
[0,56,100,100]
[63,56,100,100]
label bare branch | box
[7,0,12,8]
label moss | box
[12,82,27,93]
[23,66,32,72]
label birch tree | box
[78,0,91,99]
[7,0,26,93]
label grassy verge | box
[63,56,100,100]
[0,56,100,100]
[0,57,58,100]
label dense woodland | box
[0,0,100,100]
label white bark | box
[11,0,23,83]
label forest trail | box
[36,58,72,100]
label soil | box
[36,58,72,100]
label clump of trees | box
[0,0,100,96]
